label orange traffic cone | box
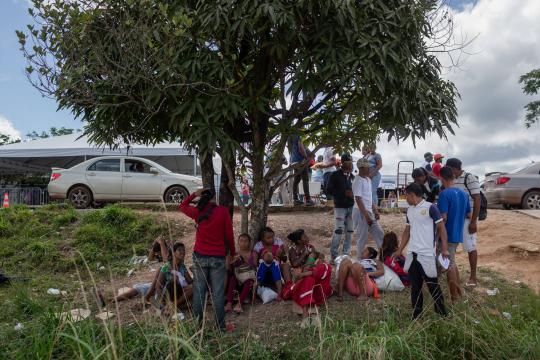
[2,192,9,208]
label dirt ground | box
[103,208,539,331]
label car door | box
[85,158,123,200]
[122,159,163,200]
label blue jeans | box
[371,172,381,206]
[192,253,227,330]
[331,207,354,259]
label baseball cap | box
[357,158,370,168]
[434,153,444,161]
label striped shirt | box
[454,172,480,208]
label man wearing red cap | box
[432,154,444,179]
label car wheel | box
[522,191,540,210]
[68,186,93,209]
[164,186,189,204]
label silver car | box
[48,156,202,209]
[485,162,540,209]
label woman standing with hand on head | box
[178,188,236,331]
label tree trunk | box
[199,152,215,189]
[248,149,269,241]
[219,158,235,218]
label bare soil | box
[100,208,540,332]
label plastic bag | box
[374,265,405,292]
[257,286,278,304]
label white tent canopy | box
[0,134,199,175]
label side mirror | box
[149,167,159,175]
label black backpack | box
[464,173,488,221]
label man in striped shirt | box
[446,158,481,287]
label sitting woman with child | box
[290,249,333,326]
[225,234,258,313]
[254,226,292,299]
[144,242,193,309]
[335,247,384,301]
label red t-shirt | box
[179,194,235,257]
[432,162,442,179]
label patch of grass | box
[1,268,538,359]
[0,204,167,276]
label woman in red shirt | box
[179,188,235,331]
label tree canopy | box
[519,68,540,128]
[18,0,459,236]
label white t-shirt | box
[405,200,443,256]
[352,175,372,211]
[322,147,336,174]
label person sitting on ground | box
[148,235,171,263]
[290,250,333,328]
[254,226,292,285]
[412,167,441,203]
[335,247,384,301]
[257,249,284,300]
[144,242,193,309]
[225,234,258,313]
[380,231,410,286]
[288,229,316,271]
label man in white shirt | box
[394,183,449,319]
[352,158,384,257]
[322,147,337,201]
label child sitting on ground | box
[335,247,384,301]
[381,232,410,286]
[254,226,292,285]
[288,229,315,270]
[257,249,283,300]
[145,242,193,309]
[148,235,171,263]
[225,234,258,313]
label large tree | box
[18,0,459,239]
[519,68,540,128]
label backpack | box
[464,173,488,221]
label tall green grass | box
[1,205,539,359]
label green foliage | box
[519,68,540,128]
[0,204,166,274]
[18,0,460,237]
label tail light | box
[495,176,510,185]
[50,173,61,181]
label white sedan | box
[48,156,202,208]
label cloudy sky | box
[375,0,540,177]
[1,0,539,177]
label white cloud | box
[374,0,540,178]
[0,115,22,140]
